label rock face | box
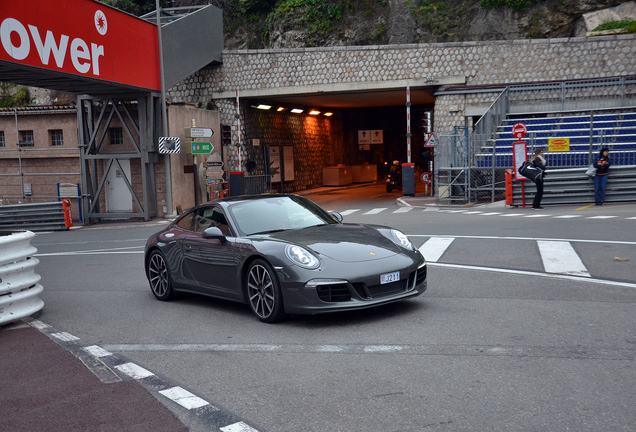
[225,0,635,50]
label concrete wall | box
[166,104,221,213]
[168,34,636,174]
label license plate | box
[380,271,400,284]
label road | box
[27,183,636,432]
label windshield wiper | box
[249,228,288,235]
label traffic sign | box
[512,122,527,139]
[185,127,214,138]
[424,133,438,147]
[189,142,213,154]
[158,137,180,154]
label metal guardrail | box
[512,165,636,206]
[244,175,273,195]
[0,231,44,325]
[0,202,68,232]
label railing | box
[0,202,68,231]
[472,76,636,155]
[0,231,44,325]
[244,175,273,195]
[511,165,636,206]
[437,76,636,204]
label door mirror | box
[331,212,343,223]
[202,226,226,241]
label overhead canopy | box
[0,0,223,96]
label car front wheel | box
[246,259,285,323]
[147,250,176,301]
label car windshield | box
[227,196,338,236]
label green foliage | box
[0,83,32,108]
[406,0,462,37]
[480,0,537,12]
[594,19,636,33]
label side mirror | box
[331,212,343,223]
[202,226,226,241]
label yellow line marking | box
[576,204,595,210]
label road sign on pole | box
[512,123,527,139]
[185,127,214,138]
[188,142,213,154]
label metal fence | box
[244,175,273,195]
[437,76,636,205]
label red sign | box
[0,0,161,91]
[511,122,527,139]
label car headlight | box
[391,229,415,251]
[285,244,320,269]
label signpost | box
[185,127,214,138]
[512,123,527,139]
[188,142,213,154]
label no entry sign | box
[512,122,527,139]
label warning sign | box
[424,133,438,147]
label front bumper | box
[279,258,427,315]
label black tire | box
[386,183,393,193]
[147,250,176,301]
[246,259,285,323]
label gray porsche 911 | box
[144,194,427,323]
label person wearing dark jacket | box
[593,147,611,206]
[531,148,546,209]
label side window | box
[176,211,196,231]
[195,207,231,235]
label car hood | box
[267,224,401,263]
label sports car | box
[144,194,427,323]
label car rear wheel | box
[246,259,285,323]
[147,250,176,301]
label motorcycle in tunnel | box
[386,160,402,192]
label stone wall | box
[167,34,636,173]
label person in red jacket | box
[593,147,611,206]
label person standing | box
[593,147,611,206]
[531,148,547,209]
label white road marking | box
[51,332,80,342]
[84,345,113,358]
[500,213,524,217]
[587,215,618,219]
[462,211,483,214]
[430,262,636,289]
[393,207,413,213]
[408,234,636,246]
[418,237,455,262]
[29,320,50,330]
[554,215,582,218]
[221,422,260,432]
[524,214,551,218]
[537,241,590,277]
[478,212,502,216]
[364,346,404,352]
[159,386,210,410]
[440,210,469,213]
[363,208,387,215]
[115,362,155,379]
[628,217,636,220]
[340,209,360,216]
[35,246,144,257]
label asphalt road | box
[22,184,636,431]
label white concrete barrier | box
[0,231,43,325]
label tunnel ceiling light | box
[256,104,272,110]
[277,107,286,112]
[309,110,321,115]
[291,108,303,113]
[324,112,333,117]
